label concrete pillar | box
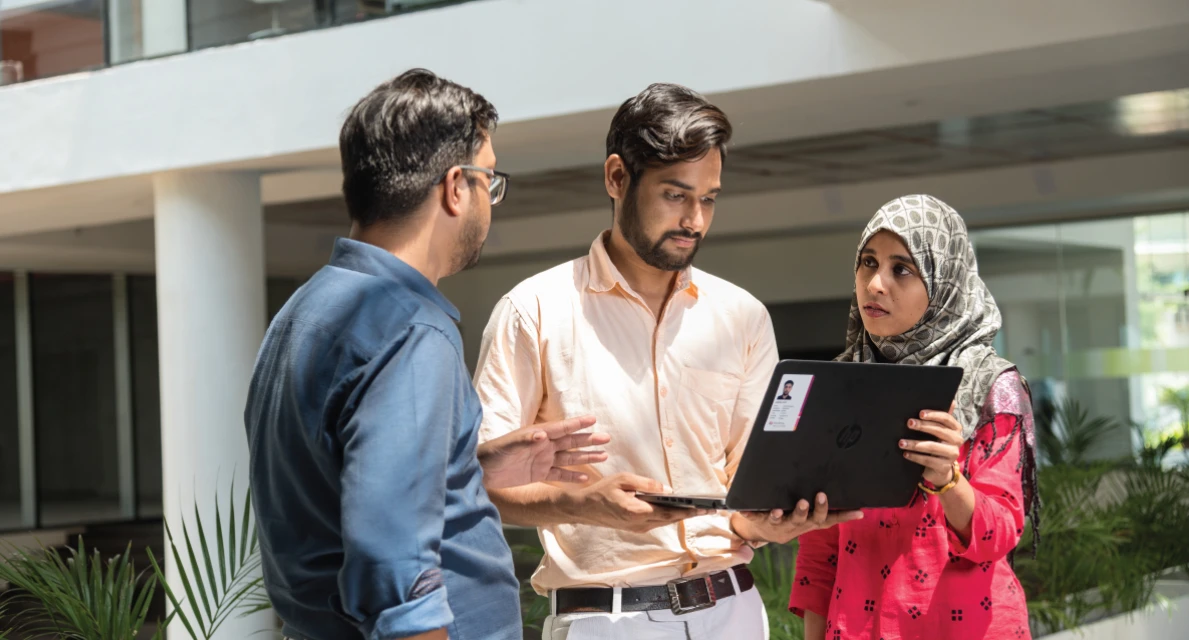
[152,171,271,640]
[142,0,188,59]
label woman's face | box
[855,230,930,338]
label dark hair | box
[339,69,498,227]
[606,83,732,183]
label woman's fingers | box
[899,439,959,461]
[903,451,954,473]
[919,410,963,432]
[908,419,964,444]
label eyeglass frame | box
[435,165,510,206]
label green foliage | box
[1034,397,1123,466]
[1133,422,1180,469]
[1015,456,1189,632]
[750,543,804,640]
[1160,386,1189,441]
[508,542,549,636]
[146,482,271,640]
[0,537,162,640]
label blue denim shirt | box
[245,238,521,640]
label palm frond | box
[1034,397,1121,466]
[149,481,272,640]
[0,537,159,640]
[0,594,12,640]
[1020,458,1189,633]
[1159,386,1189,438]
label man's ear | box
[605,155,630,202]
[441,166,468,218]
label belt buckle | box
[666,575,716,615]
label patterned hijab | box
[837,194,1015,441]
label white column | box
[153,171,271,640]
[113,274,137,519]
[13,271,36,528]
[141,0,188,59]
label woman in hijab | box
[789,195,1039,639]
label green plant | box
[1160,386,1189,443]
[508,542,549,636]
[1016,461,1189,633]
[750,543,804,640]
[1034,397,1122,466]
[1132,421,1180,469]
[0,537,162,640]
[146,482,271,640]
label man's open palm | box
[478,416,609,489]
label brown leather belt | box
[553,565,754,616]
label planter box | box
[1041,580,1189,640]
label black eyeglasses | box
[437,165,510,206]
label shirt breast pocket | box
[678,367,742,459]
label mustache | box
[662,230,703,241]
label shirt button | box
[660,387,669,398]
[665,437,675,447]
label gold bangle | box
[918,461,961,496]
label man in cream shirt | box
[474,83,859,639]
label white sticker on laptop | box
[764,374,815,432]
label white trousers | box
[542,582,769,640]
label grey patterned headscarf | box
[837,195,1014,441]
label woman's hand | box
[899,402,964,486]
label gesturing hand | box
[899,402,964,486]
[478,416,610,489]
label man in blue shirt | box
[245,69,607,640]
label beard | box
[454,200,487,273]
[619,186,702,271]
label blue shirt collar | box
[329,238,461,322]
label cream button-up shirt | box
[475,232,779,593]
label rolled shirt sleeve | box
[337,326,462,639]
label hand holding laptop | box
[730,492,863,545]
[566,473,715,533]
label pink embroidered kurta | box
[790,371,1033,639]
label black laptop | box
[638,359,963,512]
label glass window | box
[105,0,143,64]
[0,276,20,531]
[128,275,161,518]
[189,0,324,50]
[0,0,105,84]
[30,274,121,527]
[973,212,1189,467]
